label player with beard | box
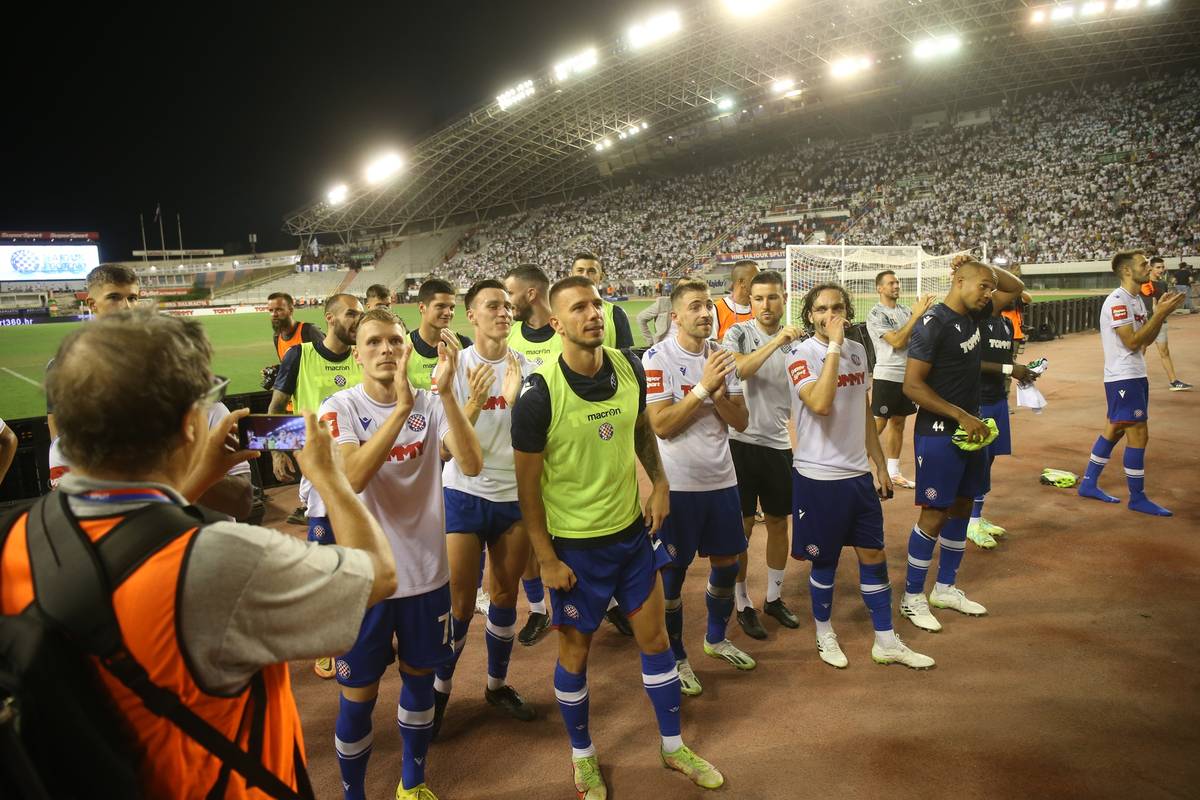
[268,291,324,362]
[786,284,934,669]
[513,276,723,798]
[570,254,636,636]
[321,308,482,800]
[431,280,537,737]
[1077,250,1182,516]
[269,292,365,677]
[571,252,635,349]
[898,259,1024,633]
[866,271,935,489]
[265,290,324,523]
[644,280,754,696]
[502,264,560,643]
[721,270,803,639]
[408,279,472,391]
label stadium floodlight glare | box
[1113,0,1139,9]
[1080,1,1106,15]
[716,96,735,111]
[326,184,348,205]
[1031,8,1047,22]
[722,0,780,17]
[830,56,872,79]
[554,48,598,82]
[771,77,795,94]
[641,121,649,129]
[497,79,535,110]
[913,34,962,61]
[1050,5,1075,20]
[628,10,682,49]
[365,153,404,184]
[1144,0,1162,6]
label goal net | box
[784,244,974,328]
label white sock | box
[572,745,596,760]
[765,567,786,603]
[814,619,833,636]
[529,600,547,615]
[486,675,505,691]
[662,734,684,754]
[904,591,924,602]
[933,582,953,595]
[607,597,618,611]
[735,581,752,611]
[874,629,900,649]
[434,675,452,695]
[887,458,901,476]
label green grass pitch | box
[0,293,1089,421]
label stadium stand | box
[420,71,1200,285]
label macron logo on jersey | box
[1111,305,1129,322]
[788,360,811,385]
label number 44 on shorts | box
[931,421,945,432]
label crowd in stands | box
[431,71,1199,287]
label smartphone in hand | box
[237,414,306,451]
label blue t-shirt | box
[907,302,987,436]
[978,315,1015,405]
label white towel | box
[1016,382,1047,413]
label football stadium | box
[1,1,1199,798]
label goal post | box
[784,244,976,328]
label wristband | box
[827,343,842,355]
[691,384,712,401]
[1002,364,1013,375]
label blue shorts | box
[791,472,884,564]
[307,516,334,545]
[1105,378,1149,424]
[980,398,1012,458]
[443,488,522,545]
[914,434,988,508]
[335,584,453,686]
[657,487,747,569]
[549,517,672,634]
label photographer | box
[1,307,396,797]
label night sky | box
[1,1,650,261]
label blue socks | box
[397,672,435,791]
[485,604,517,690]
[433,614,471,695]
[935,517,969,588]
[808,564,836,623]
[1079,435,1120,503]
[859,561,893,632]
[335,694,376,800]
[554,662,593,758]
[662,567,687,660]
[905,526,937,595]
[970,496,985,523]
[522,576,546,613]
[640,649,684,753]
[1125,447,1172,516]
[705,562,739,645]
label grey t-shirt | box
[866,302,913,383]
[722,320,792,449]
[58,473,374,695]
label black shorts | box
[871,378,917,419]
[729,439,792,518]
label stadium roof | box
[283,0,1200,238]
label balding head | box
[48,307,212,474]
